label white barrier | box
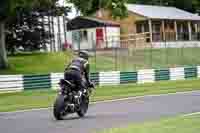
[138,69,155,84]
[170,67,185,81]
[51,73,64,90]
[0,66,199,92]
[197,66,200,78]
[99,71,120,86]
[0,75,23,91]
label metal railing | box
[87,32,200,72]
[51,32,200,73]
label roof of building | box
[67,16,120,31]
[127,4,200,21]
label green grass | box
[89,48,200,72]
[112,48,200,71]
[1,48,200,74]
[0,51,74,74]
[1,79,200,112]
[99,114,200,133]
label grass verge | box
[0,51,73,74]
[0,79,200,112]
[1,48,200,74]
[99,114,200,133]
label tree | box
[68,0,128,19]
[6,10,52,54]
[0,21,7,68]
[0,0,9,68]
[0,0,67,69]
[0,0,48,68]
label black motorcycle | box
[53,79,94,120]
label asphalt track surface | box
[1,91,200,133]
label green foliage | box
[108,0,129,19]
[0,0,57,22]
[2,0,70,54]
[0,0,9,21]
[5,10,51,53]
[68,0,128,19]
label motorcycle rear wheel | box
[53,95,67,120]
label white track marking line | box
[182,112,200,117]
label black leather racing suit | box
[64,57,90,91]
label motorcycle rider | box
[64,50,94,95]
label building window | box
[136,23,142,33]
[136,22,149,33]
[152,22,162,42]
[165,21,176,41]
[79,30,88,41]
[177,22,189,41]
[83,30,88,40]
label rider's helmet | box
[79,50,89,60]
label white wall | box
[106,27,120,48]
[68,28,96,50]
[44,16,67,52]
[87,28,96,49]
[66,31,73,47]
[54,16,66,51]
[67,26,121,50]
